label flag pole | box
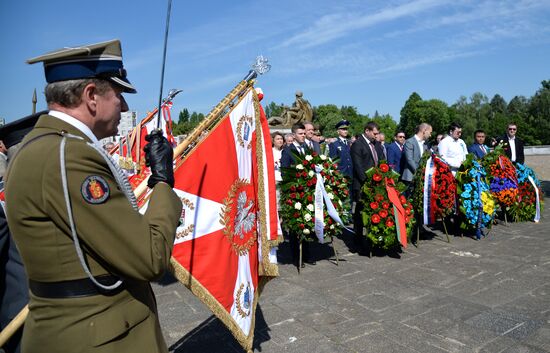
[133,56,271,199]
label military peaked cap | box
[27,39,136,93]
[0,111,45,148]
[335,120,350,129]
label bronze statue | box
[268,91,313,127]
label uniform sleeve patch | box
[81,175,110,204]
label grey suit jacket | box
[401,136,426,182]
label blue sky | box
[1,0,549,124]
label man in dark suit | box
[468,129,490,159]
[328,120,353,178]
[386,131,406,173]
[496,123,525,164]
[350,122,384,255]
[280,123,315,267]
[303,122,321,154]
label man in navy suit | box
[468,129,490,159]
[386,131,406,173]
[303,122,321,154]
[328,120,353,178]
[280,123,315,267]
[350,122,385,255]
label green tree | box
[399,92,422,136]
[313,104,341,137]
[413,99,450,142]
[264,101,284,118]
[490,94,507,115]
[528,80,550,144]
[372,113,397,141]
[178,108,190,124]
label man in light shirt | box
[438,122,468,176]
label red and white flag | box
[140,87,280,351]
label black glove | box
[144,129,174,188]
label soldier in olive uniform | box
[5,40,182,353]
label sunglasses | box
[397,135,405,138]
[508,128,517,131]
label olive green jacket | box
[5,115,182,353]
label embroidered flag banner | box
[141,88,280,351]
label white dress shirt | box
[438,135,467,174]
[49,110,101,146]
[272,147,282,182]
[508,137,516,162]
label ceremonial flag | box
[141,87,279,351]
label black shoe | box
[301,263,306,268]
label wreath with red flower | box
[509,163,544,222]
[481,147,518,212]
[360,161,415,250]
[412,152,457,224]
[279,150,351,242]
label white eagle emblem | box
[235,191,255,239]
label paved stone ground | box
[154,188,550,353]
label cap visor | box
[109,76,137,93]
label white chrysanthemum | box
[320,155,327,160]
[305,155,313,161]
[296,164,304,170]
[328,193,334,200]
[304,213,312,221]
[338,200,342,206]
[308,170,315,177]
[307,204,314,212]
[294,202,302,210]
[330,224,335,229]
[303,228,310,235]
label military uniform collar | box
[48,110,99,145]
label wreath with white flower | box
[279,150,351,242]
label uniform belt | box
[29,275,124,299]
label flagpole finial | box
[252,55,271,75]
[243,56,271,82]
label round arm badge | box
[81,175,110,204]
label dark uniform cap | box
[335,120,350,129]
[26,39,136,94]
[0,111,46,148]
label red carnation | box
[300,192,305,198]
[334,163,339,168]
[375,194,384,202]
[298,185,304,191]
[382,202,390,209]
[399,195,407,204]
[371,214,381,224]
[290,193,297,199]
[312,152,318,157]
[302,172,308,178]
[295,172,301,178]
[405,208,412,216]
[286,199,293,205]
[302,160,309,166]
[370,202,379,210]
[379,209,388,218]
[324,162,329,168]
[293,212,300,218]
[299,223,305,229]
[373,173,382,182]
[385,219,395,228]
[307,195,313,202]
[344,190,349,195]
[379,163,389,173]
[290,185,296,192]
